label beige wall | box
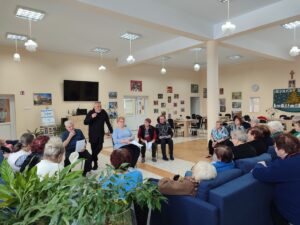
[0,45,201,137]
[199,57,300,118]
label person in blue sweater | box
[212,145,235,172]
[252,133,300,225]
[112,117,140,167]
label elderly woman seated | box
[36,137,65,179]
[247,127,268,156]
[267,121,284,139]
[230,130,256,160]
[253,133,300,225]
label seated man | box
[156,115,174,161]
[138,118,157,163]
[61,120,92,176]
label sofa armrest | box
[150,195,218,225]
[209,173,273,225]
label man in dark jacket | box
[84,102,113,170]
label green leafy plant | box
[0,160,166,225]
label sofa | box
[150,153,274,225]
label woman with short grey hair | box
[267,121,284,138]
[231,130,256,160]
[36,137,65,178]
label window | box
[249,97,260,113]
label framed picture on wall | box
[153,100,159,105]
[130,80,142,92]
[203,88,207,98]
[219,88,224,95]
[109,102,118,109]
[289,80,296,88]
[191,84,199,93]
[232,92,242,100]
[154,109,159,114]
[158,94,163,99]
[180,100,185,105]
[161,103,166,108]
[167,86,173,93]
[220,106,226,112]
[181,108,185,112]
[108,91,117,99]
[168,96,172,103]
[232,101,242,109]
[173,102,177,107]
[33,93,52,106]
[174,94,179,99]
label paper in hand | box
[75,139,85,152]
[146,141,152,151]
[130,140,143,148]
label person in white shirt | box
[5,133,34,172]
[37,137,65,179]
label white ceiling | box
[0,0,299,69]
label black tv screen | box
[64,80,99,101]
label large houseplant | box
[0,160,165,225]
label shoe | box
[162,157,169,161]
[141,157,145,163]
[170,156,174,160]
[152,158,157,162]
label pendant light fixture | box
[24,20,38,52]
[221,0,236,34]
[289,26,300,57]
[160,57,167,75]
[126,39,135,64]
[13,40,21,62]
[193,48,201,72]
[98,52,106,71]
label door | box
[124,96,148,132]
[190,97,200,116]
[0,95,17,139]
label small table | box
[174,119,198,137]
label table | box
[174,119,198,137]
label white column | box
[206,40,219,140]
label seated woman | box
[250,118,260,128]
[36,137,65,179]
[231,130,257,160]
[61,120,93,176]
[137,118,157,163]
[112,117,140,167]
[158,161,217,196]
[208,120,232,158]
[156,115,174,161]
[20,135,49,172]
[258,124,274,147]
[247,127,268,156]
[100,148,145,225]
[212,145,235,172]
[252,134,300,225]
[230,116,245,134]
[267,121,284,139]
[5,133,34,172]
[291,120,300,138]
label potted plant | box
[0,160,166,225]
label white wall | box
[0,45,201,137]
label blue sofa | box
[150,154,274,225]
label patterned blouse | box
[211,126,229,141]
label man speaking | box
[84,102,113,170]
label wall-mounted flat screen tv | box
[64,80,99,101]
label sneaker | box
[152,157,157,162]
[141,157,145,163]
[170,156,174,160]
[162,157,169,161]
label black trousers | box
[134,202,148,225]
[90,140,104,164]
[271,202,290,225]
[208,139,233,155]
[160,138,173,158]
[122,144,141,167]
[64,150,93,175]
[140,141,157,158]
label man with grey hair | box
[61,120,92,176]
[84,102,113,170]
[230,130,256,160]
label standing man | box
[84,102,113,170]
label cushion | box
[196,168,242,201]
[235,153,272,174]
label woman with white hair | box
[36,137,65,178]
[267,121,284,139]
[231,130,256,160]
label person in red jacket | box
[138,118,157,163]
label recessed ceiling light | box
[15,6,45,21]
[120,32,141,40]
[6,33,28,41]
[228,55,243,60]
[282,21,300,30]
[92,47,110,54]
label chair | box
[191,114,196,119]
[168,119,184,137]
[186,116,191,119]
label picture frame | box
[173,102,177,107]
[108,91,117,99]
[153,100,159,106]
[180,100,185,105]
[181,108,185,112]
[108,102,118,109]
[130,80,142,92]
[168,96,172,103]
[174,94,179,99]
[219,88,224,95]
[232,101,242,109]
[289,80,296,88]
[167,86,173,93]
[158,94,163,99]
[161,103,166,108]
[232,92,242,100]
[203,88,207,99]
[154,109,159,114]
[33,93,52,106]
[191,84,199,93]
